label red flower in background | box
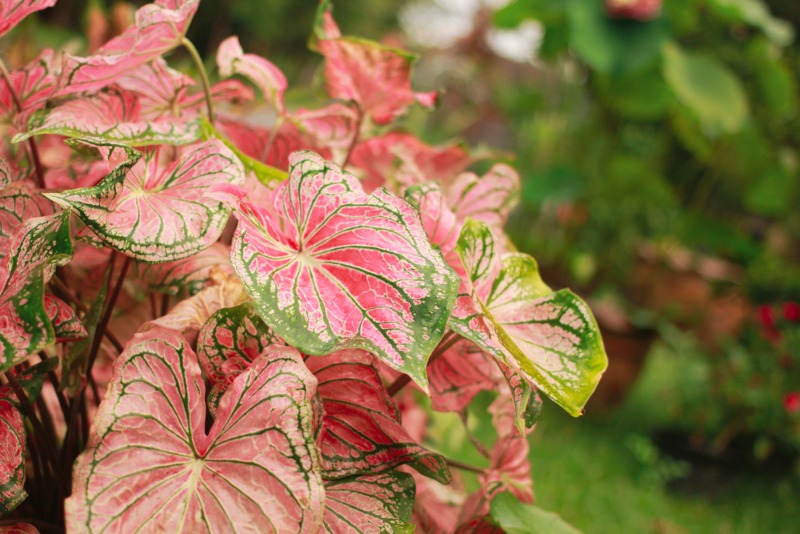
[605,0,662,21]
[757,305,781,342]
[783,302,800,323]
[784,393,800,414]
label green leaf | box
[595,68,671,120]
[567,0,668,74]
[709,0,794,47]
[747,38,797,118]
[662,42,749,135]
[490,492,581,534]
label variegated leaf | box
[0,524,40,533]
[219,150,458,390]
[305,350,450,483]
[56,0,200,96]
[453,219,607,417]
[323,472,415,534]
[290,103,359,157]
[350,132,470,193]
[0,181,53,260]
[45,294,87,342]
[0,0,56,37]
[428,340,496,413]
[312,2,436,124]
[45,140,245,263]
[196,301,282,391]
[0,211,73,370]
[0,50,56,124]
[15,89,201,146]
[217,36,287,114]
[202,118,289,184]
[134,242,234,296]
[0,158,13,189]
[0,395,26,515]
[446,164,519,232]
[66,328,325,533]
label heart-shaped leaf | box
[56,0,200,96]
[45,139,245,263]
[0,0,56,38]
[445,164,519,232]
[66,328,325,532]
[305,350,450,483]
[217,36,287,113]
[323,472,415,533]
[452,219,608,417]
[220,150,458,390]
[15,89,201,146]
[311,2,436,124]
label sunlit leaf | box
[452,219,607,417]
[15,89,201,146]
[45,139,245,263]
[218,150,459,390]
[305,350,451,483]
[56,0,200,96]
[323,472,415,533]
[446,164,519,232]
[66,328,325,532]
[0,0,56,38]
[311,2,437,124]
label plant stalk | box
[182,37,215,124]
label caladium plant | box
[0,0,607,531]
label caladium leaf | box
[0,211,73,370]
[0,50,57,125]
[15,89,201,146]
[134,242,234,296]
[219,150,459,390]
[0,395,26,515]
[201,118,289,184]
[56,0,200,96]
[446,164,520,232]
[311,2,436,124]
[323,472,415,534]
[45,294,87,342]
[0,158,13,189]
[217,36,287,114]
[45,139,245,263]
[305,350,451,483]
[452,219,607,417]
[350,132,471,193]
[66,328,325,533]
[196,301,283,393]
[428,340,496,414]
[290,103,359,155]
[0,0,56,38]
[0,181,54,260]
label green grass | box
[528,348,800,533]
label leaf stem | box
[182,37,215,124]
[0,58,46,189]
[387,331,460,396]
[446,458,485,474]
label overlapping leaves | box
[219,150,458,390]
[66,328,325,532]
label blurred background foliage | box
[5,0,800,530]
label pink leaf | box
[350,132,470,193]
[217,36,287,113]
[0,0,56,38]
[0,396,26,515]
[56,0,200,96]
[45,139,245,263]
[428,340,496,413]
[66,328,325,532]
[44,294,87,342]
[222,150,458,390]
[216,117,306,171]
[133,242,235,296]
[290,103,359,158]
[445,164,520,232]
[16,88,201,145]
[305,350,451,483]
[312,3,436,124]
[0,51,57,127]
[0,181,54,261]
[323,472,415,533]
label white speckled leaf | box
[323,472,415,534]
[220,150,459,391]
[65,328,325,533]
[45,139,245,263]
